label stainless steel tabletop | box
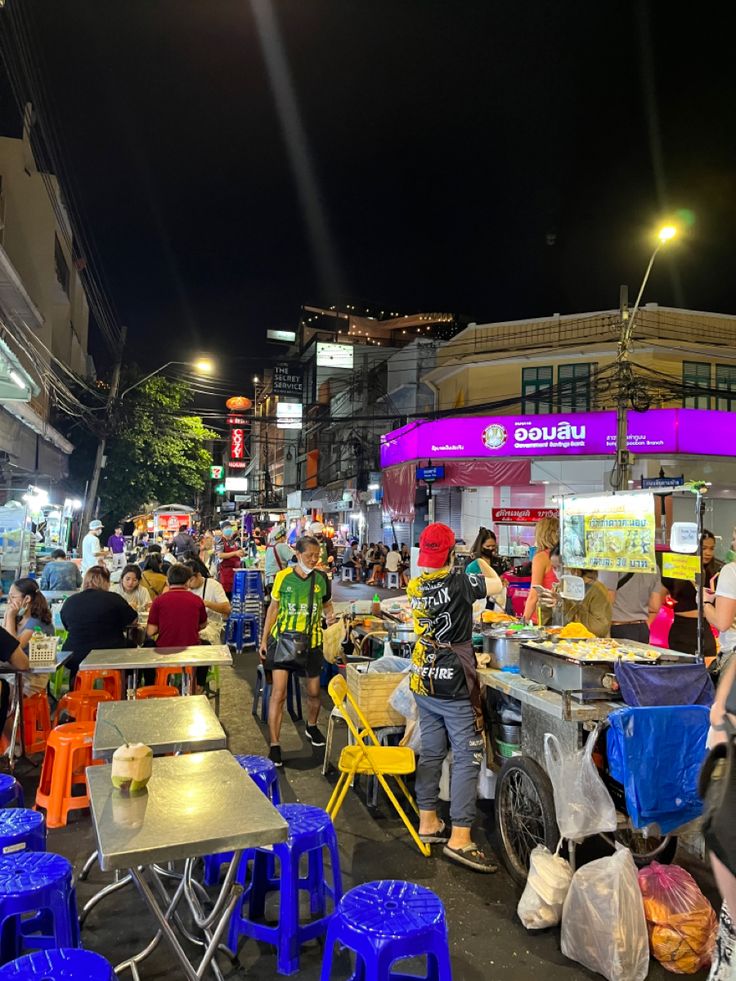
[92,695,227,760]
[1,650,72,675]
[87,750,288,871]
[79,644,233,671]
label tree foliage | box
[69,375,218,521]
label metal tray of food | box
[519,645,619,702]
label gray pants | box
[414,694,483,828]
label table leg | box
[6,676,22,771]
[79,849,99,881]
[127,668,139,700]
[80,871,133,925]
[118,866,199,981]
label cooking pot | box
[385,621,418,646]
[482,634,522,669]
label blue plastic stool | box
[252,664,303,722]
[202,755,281,886]
[321,881,452,981]
[0,779,23,810]
[226,614,259,652]
[232,569,264,601]
[0,810,46,856]
[227,803,343,975]
[0,948,116,979]
[0,853,79,964]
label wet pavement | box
[10,577,712,978]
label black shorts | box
[264,637,324,678]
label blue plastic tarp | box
[614,661,714,708]
[606,705,710,834]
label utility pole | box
[613,286,631,492]
[81,325,127,531]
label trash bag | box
[561,848,649,981]
[544,730,617,842]
[517,845,573,930]
[638,862,717,974]
[388,674,417,720]
[368,654,410,673]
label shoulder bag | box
[272,572,317,670]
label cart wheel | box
[613,827,678,866]
[495,756,559,885]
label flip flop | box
[419,821,450,844]
[443,843,498,873]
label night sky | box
[1,1,735,379]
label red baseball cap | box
[418,522,456,569]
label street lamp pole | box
[612,225,677,492]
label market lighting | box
[658,224,677,242]
[8,370,26,389]
[193,357,214,374]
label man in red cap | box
[408,521,504,872]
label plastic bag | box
[388,674,418,720]
[638,862,717,974]
[561,848,649,981]
[368,654,410,673]
[544,730,617,842]
[517,845,573,930]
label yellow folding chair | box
[326,674,431,857]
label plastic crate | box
[28,633,58,667]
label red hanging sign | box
[492,507,559,524]
[230,428,245,460]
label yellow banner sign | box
[561,492,657,575]
[662,552,701,582]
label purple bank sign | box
[380,409,736,468]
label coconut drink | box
[111,742,153,794]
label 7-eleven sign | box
[210,465,224,479]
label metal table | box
[87,751,288,980]
[93,696,227,760]
[79,645,232,697]
[2,650,73,768]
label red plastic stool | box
[154,666,195,692]
[53,689,113,726]
[74,670,123,701]
[22,693,52,755]
[136,685,179,699]
[35,722,104,829]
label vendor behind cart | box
[408,522,504,873]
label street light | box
[119,357,215,400]
[613,222,680,490]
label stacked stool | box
[136,685,178,699]
[252,664,302,722]
[227,570,263,652]
[227,803,342,975]
[52,690,113,727]
[35,723,104,829]
[0,810,45,856]
[202,754,281,886]
[73,671,122,702]
[321,880,452,980]
[0,853,80,963]
[0,949,116,979]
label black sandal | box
[443,843,497,873]
[418,821,450,844]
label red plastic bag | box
[638,862,717,974]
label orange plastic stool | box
[74,670,123,701]
[35,721,104,829]
[155,666,195,691]
[136,685,179,699]
[53,689,113,726]
[23,692,52,755]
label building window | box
[683,361,711,409]
[558,363,594,412]
[522,366,553,414]
[54,236,70,296]
[715,364,736,411]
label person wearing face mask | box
[216,522,245,598]
[661,530,721,657]
[259,535,335,768]
[408,523,505,872]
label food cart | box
[152,504,197,537]
[480,488,710,884]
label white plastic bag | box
[561,848,649,981]
[544,730,617,842]
[517,846,573,930]
[388,675,418,720]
